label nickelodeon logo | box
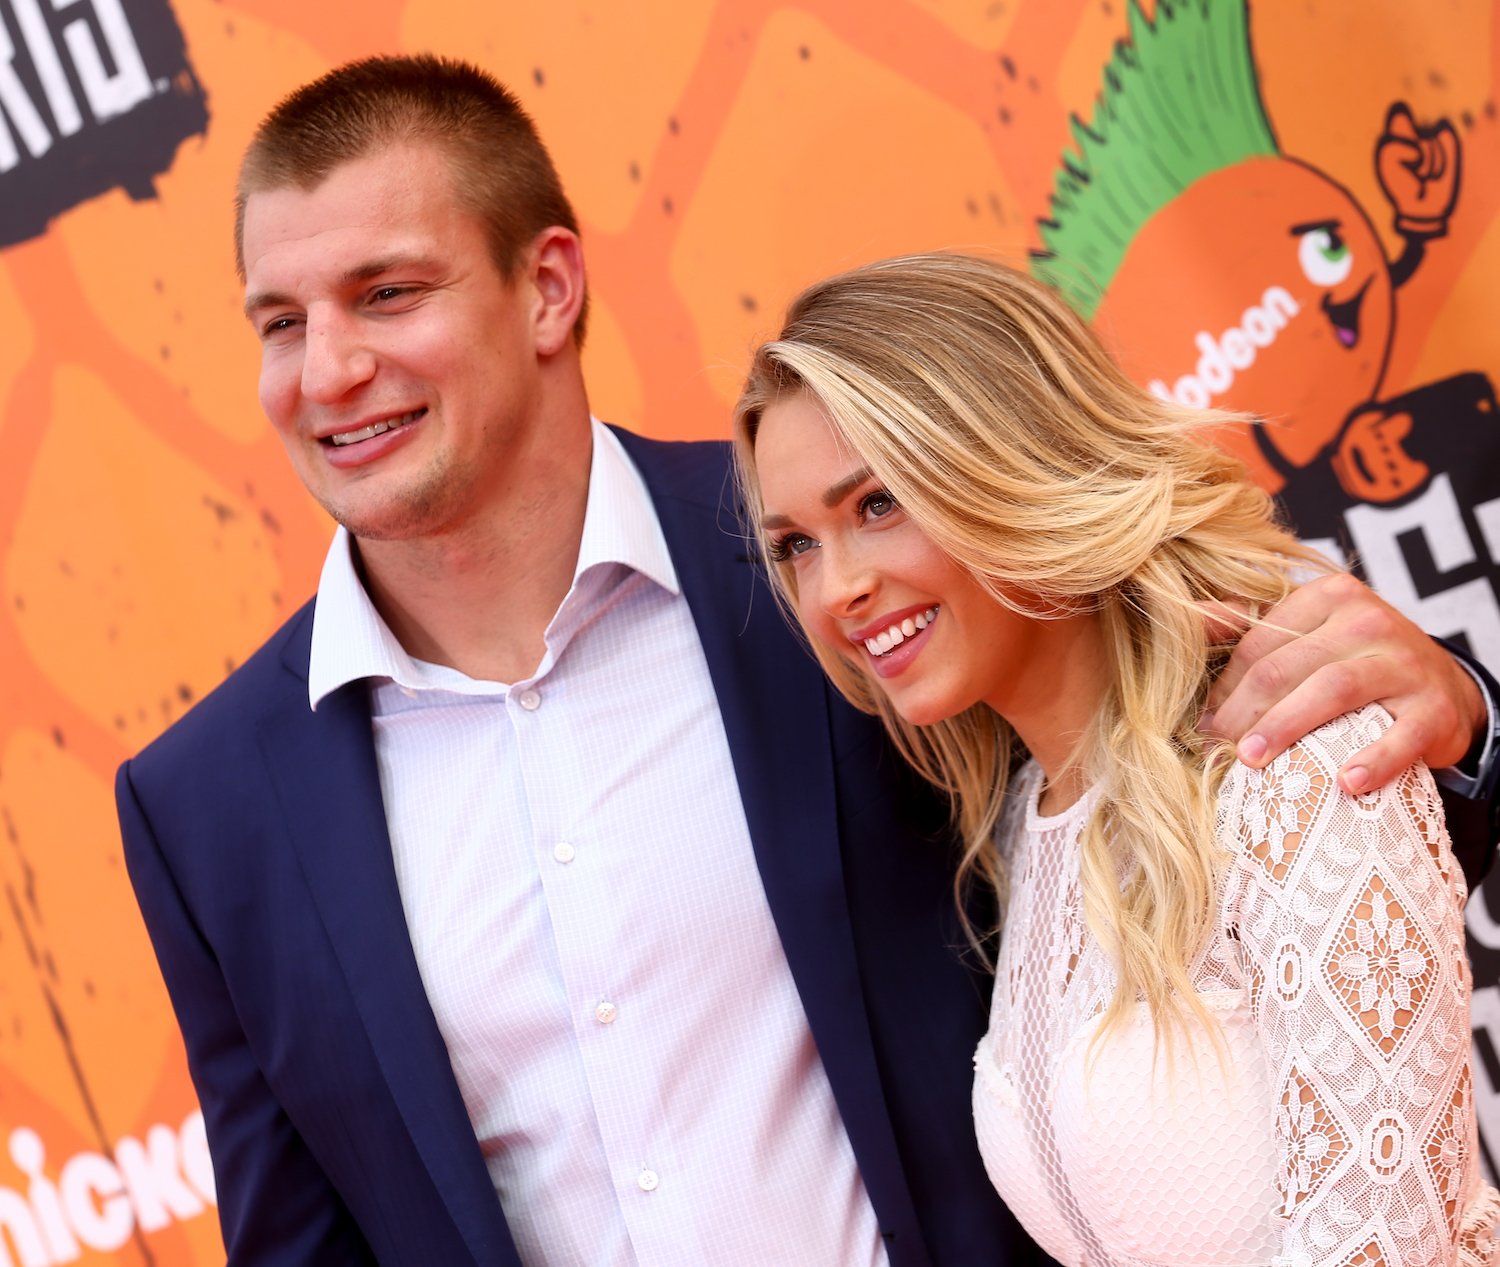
[1147,286,1301,409]
[0,1111,214,1264]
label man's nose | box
[300,310,376,403]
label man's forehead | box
[242,149,466,268]
[247,137,462,203]
[242,143,466,241]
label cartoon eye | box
[1297,227,1353,287]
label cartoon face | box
[1093,156,1393,487]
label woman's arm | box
[1221,705,1494,1267]
[1205,573,1499,888]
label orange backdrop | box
[2,1,1498,1261]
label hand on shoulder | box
[1202,573,1484,795]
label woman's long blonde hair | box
[733,252,1330,1041]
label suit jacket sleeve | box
[1435,638,1500,890]
[117,758,378,1266]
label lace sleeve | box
[1221,706,1477,1267]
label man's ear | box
[528,227,586,357]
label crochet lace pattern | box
[974,706,1500,1267]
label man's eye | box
[370,284,425,305]
[261,316,300,337]
[767,532,818,562]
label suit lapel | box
[618,431,923,1243]
[258,631,519,1267]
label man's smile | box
[322,407,428,447]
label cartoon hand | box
[1330,402,1430,503]
[1377,102,1460,237]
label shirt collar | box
[307,419,679,710]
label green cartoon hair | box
[1033,0,1279,318]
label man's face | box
[241,143,541,542]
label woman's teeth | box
[864,606,938,656]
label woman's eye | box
[768,532,817,562]
[859,490,898,520]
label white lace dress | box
[973,705,1500,1267]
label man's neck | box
[354,423,593,685]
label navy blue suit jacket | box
[117,431,1048,1266]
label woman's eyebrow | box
[822,467,872,507]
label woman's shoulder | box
[1219,701,1405,812]
[1258,701,1400,776]
[1215,703,1450,887]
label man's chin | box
[319,479,452,543]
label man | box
[117,55,1499,1266]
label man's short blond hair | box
[235,53,588,342]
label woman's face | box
[752,392,1049,727]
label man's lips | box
[319,408,427,468]
[319,407,426,446]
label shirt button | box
[517,688,541,711]
[637,1169,658,1192]
[595,1001,617,1024]
[553,842,576,864]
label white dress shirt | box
[307,422,886,1266]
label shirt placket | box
[506,589,681,1262]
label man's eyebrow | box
[242,289,292,319]
[242,254,438,318]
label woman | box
[732,252,1499,1266]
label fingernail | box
[1239,734,1268,765]
[1342,765,1368,794]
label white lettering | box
[0,19,53,172]
[1475,494,1500,565]
[0,1118,215,1264]
[1262,284,1299,326]
[1469,882,1500,950]
[1220,327,1253,370]
[0,1185,48,1267]
[11,0,80,135]
[177,1111,215,1206]
[57,1155,129,1253]
[1195,330,1232,393]
[114,1125,203,1232]
[1152,285,1302,411]
[7,1132,75,1264]
[56,0,151,122]
[1241,305,1274,347]
[1173,375,1210,409]
[1345,473,1500,666]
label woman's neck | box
[987,609,1111,816]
